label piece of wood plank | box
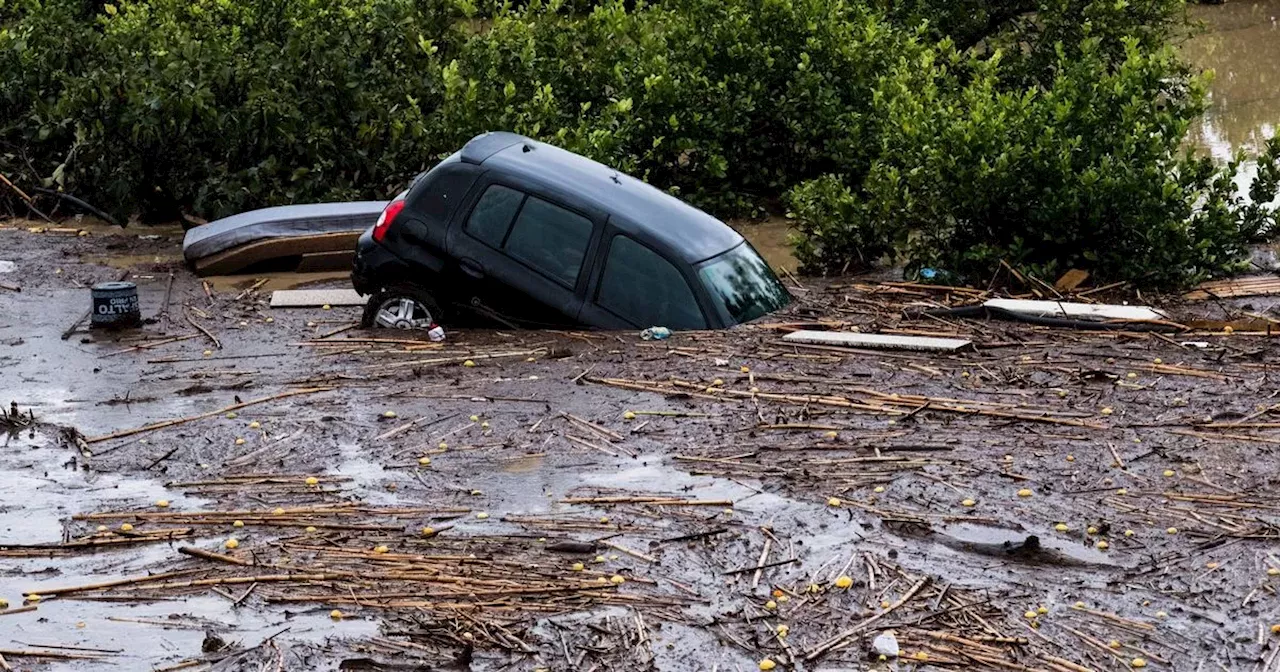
[193,231,360,276]
[983,298,1165,322]
[269,289,366,308]
[1053,268,1090,292]
[782,330,972,352]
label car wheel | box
[362,286,444,330]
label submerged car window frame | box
[460,180,599,292]
[592,232,708,330]
[695,241,791,326]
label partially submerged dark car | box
[352,132,790,331]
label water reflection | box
[1185,1,1280,161]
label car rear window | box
[597,235,706,329]
[503,196,594,287]
[465,184,523,247]
[697,242,791,325]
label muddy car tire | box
[361,286,445,330]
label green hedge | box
[1,0,1276,287]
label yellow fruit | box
[1055,523,1069,532]
[330,610,343,620]
[1037,606,1048,614]
[914,652,929,662]
[598,516,609,524]
[759,659,776,671]
[273,508,286,515]
[1087,526,1098,535]
[1017,488,1033,498]
[827,497,841,507]
[1271,624,1280,634]
[1156,611,1167,618]
[322,304,331,310]
[1125,529,1135,537]
[1166,527,1178,535]
[265,317,274,323]
[1117,488,1128,495]
[305,526,317,533]
[873,485,885,493]
[96,525,108,532]
[623,411,637,420]
[1109,640,1121,649]
[203,350,213,357]
[834,575,853,589]
[438,442,448,450]
[374,545,389,554]
[418,456,431,466]
[776,624,788,637]
[476,512,489,519]
[1101,407,1114,415]
[224,539,239,549]
[1132,658,1147,668]
[481,421,490,430]
[764,600,777,610]
[234,438,246,445]
[1206,562,1219,569]
[1127,372,1137,379]
[383,410,397,418]
[1066,454,1075,462]
[1097,541,1110,550]
[0,599,8,609]
[572,563,585,571]
[156,500,169,508]
[1025,610,1038,619]
[226,412,238,419]
[712,379,724,386]
[1153,358,1162,364]
[741,366,751,373]
[880,600,891,609]
[1163,469,1175,477]
[1268,568,1280,576]
[305,477,319,486]
[610,575,625,585]
[421,527,436,536]
[463,360,476,367]
[1224,326,1234,334]
[120,523,134,532]
[526,357,536,362]
[470,415,480,422]
[961,498,976,507]
[248,421,261,429]
[1075,601,1086,608]
[25,594,41,603]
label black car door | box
[578,229,711,330]
[446,182,600,327]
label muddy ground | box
[2,221,1280,672]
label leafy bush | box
[789,36,1280,286]
[2,0,456,220]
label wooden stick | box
[803,576,929,660]
[184,305,221,349]
[179,546,255,566]
[84,387,331,443]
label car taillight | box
[372,197,406,243]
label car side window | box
[465,184,523,248]
[503,196,594,287]
[597,235,706,329]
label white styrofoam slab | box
[782,330,972,352]
[984,298,1166,322]
[269,289,366,308]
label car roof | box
[463,132,744,264]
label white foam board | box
[782,330,972,352]
[269,289,366,308]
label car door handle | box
[459,258,485,279]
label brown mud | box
[3,223,1280,671]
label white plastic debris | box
[871,631,900,658]
[427,325,446,342]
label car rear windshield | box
[696,243,791,326]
